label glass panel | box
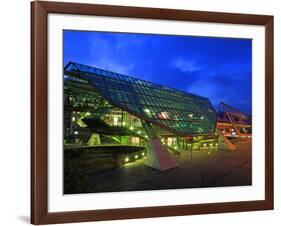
[65,62,217,136]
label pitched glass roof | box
[64,62,217,136]
[217,102,251,125]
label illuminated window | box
[131,137,140,145]
[64,62,217,136]
[113,116,119,126]
[157,111,169,120]
[167,137,176,146]
[144,108,152,117]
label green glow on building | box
[64,62,217,137]
[63,62,219,154]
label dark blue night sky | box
[64,30,252,114]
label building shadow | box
[18,216,29,224]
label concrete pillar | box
[218,134,237,151]
[87,133,101,146]
[142,122,178,171]
[145,138,178,171]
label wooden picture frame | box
[31,1,274,224]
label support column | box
[142,122,178,171]
[87,133,101,146]
[218,134,237,151]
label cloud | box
[186,72,252,113]
[94,60,134,75]
[172,58,201,73]
[88,34,135,75]
[64,30,252,113]
[215,62,252,80]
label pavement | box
[87,139,252,193]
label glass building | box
[216,102,252,138]
[64,62,219,165]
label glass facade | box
[217,102,252,136]
[64,62,217,137]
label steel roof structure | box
[217,102,251,125]
[64,62,217,136]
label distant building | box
[217,102,252,139]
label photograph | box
[63,30,252,194]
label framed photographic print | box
[31,1,274,225]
